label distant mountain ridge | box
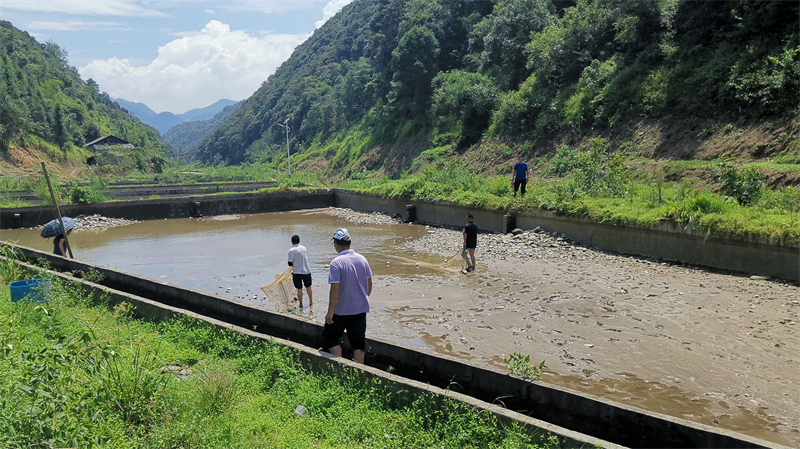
[113,98,237,134]
[162,101,243,161]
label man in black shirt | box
[462,213,478,272]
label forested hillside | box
[197,0,799,177]
[0,21,166,164]
[163,101,242,161]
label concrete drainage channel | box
[0,190,795,447]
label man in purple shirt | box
[324,227,373,364]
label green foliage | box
[0,21,166,160]
[712,156,764,205]
[469,0,556,90]
[504,352,546,380]
[162,102,242,162]
[431,70,499,148]
[70,177,109,204]
[389,25,440,120]
[549,145,582,176]
[549,140,629,197]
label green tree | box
[471,0,556,91]
[431,70,499,147]
[389,25,440,119]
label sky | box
[0,0,355,114]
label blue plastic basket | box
[9,279,52,304]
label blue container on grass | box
[9,279,52,304]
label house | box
[84,135,134,166]
[83,135,134,152]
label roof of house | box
[83,135,132,147]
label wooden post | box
[40,162,74,259]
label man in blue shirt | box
[511,155,531,197]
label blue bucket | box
[9,279,52,304]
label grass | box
[0,252,556,449]
[341,157,800,243]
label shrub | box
[70,177,109,204]
[712,157,764,205]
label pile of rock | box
[74,214,140,231]
[407,224,619,264]
[325,207,405,225]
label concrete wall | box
[333,190,799,281]
[4,188,795,280]
[0,189,335,228]
[4,243,783,449]
[333,190,508,232]
[514,212,799,281]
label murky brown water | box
[1,211,441,304]
[2,209,796,446]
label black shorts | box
[322,313,367,351]
[292,273,312,289]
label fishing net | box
[261,267,295,303]
[387,251,469,273]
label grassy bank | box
[0,254,555,448]
[338,150,800,243]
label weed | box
[504,352,546,380]
[773,152,798,165]
[713,156,764,205]
[70,177,109,204]
[194,363,238,414]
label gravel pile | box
[74,214,140,231]
[405,222,658,266]
[325,207,405,225]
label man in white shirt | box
[288,234,313,307]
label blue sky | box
[0,0,354,113]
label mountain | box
[162,101,243,161]
[195,0,799,175]
[112,98,157,120]
[0,20,166,159]
[178,99,238,122]
[112,97,237,134]
[112,98,180,134]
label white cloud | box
[27,21,129,32]
[2,0,166,17]
[224,1,309,14]
[204,9,215,14]
[315,0,353,29]
[80,20,309,114]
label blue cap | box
[333,228,351,241]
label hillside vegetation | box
[0,21,168,173]
[163,101,243,162]
[197,0,798,174]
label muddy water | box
[0,211,446,304]
[2,210,797,446]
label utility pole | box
[275,118,291,178]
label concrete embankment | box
[0,189,334,225]
[3,181,278,203]
[1,186,797,285]
[3,243,785,449]
[5,188,793,280]
[333,190,800,281]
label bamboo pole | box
[40,162,74,259]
